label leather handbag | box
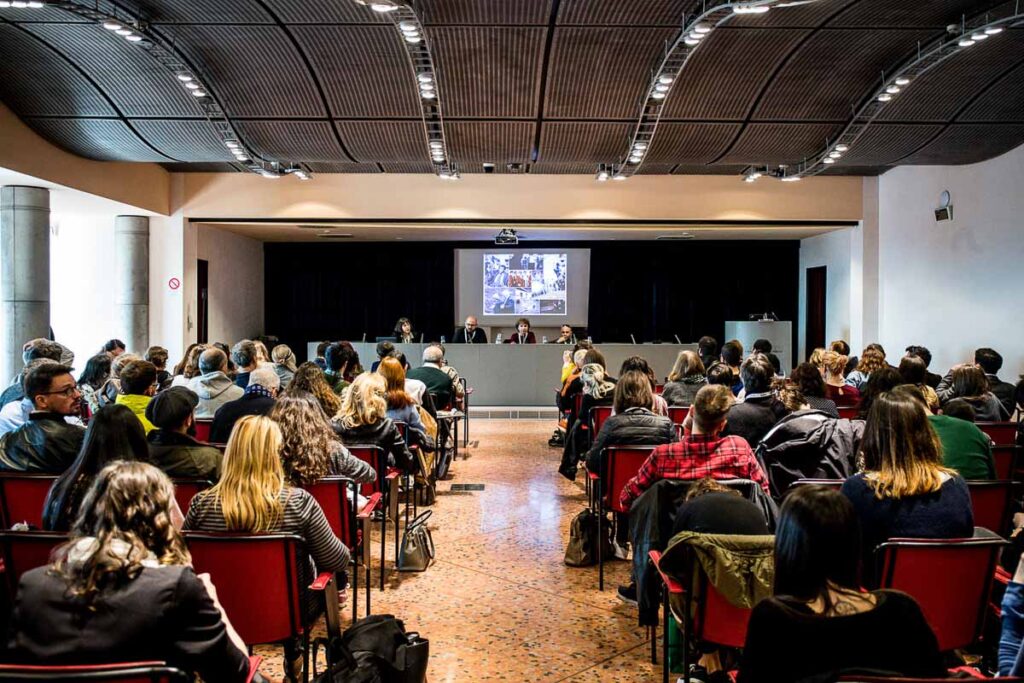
[397,510,435,572]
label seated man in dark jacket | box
[723,354,787,449]
[406,345,456,409]
[975,347,1017,417]
[209,367,279,444]
[146,386,222,480]
[0,363,86,472]
[0,338,65,408]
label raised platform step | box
[468,406,560,420]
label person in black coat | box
[0,363,85,473]
[723,355,786,449]
[208,367,279,444]
[7,461,252,682]
[330,373,416,474]
[452,315,488,344]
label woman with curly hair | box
[8,461,251,681]
[282,361,341,417]
[170,343,206,388]
[845,346,888,391]
[269,393,375,487]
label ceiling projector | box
[495,228,519,245]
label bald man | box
[453,315,487,344]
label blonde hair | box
[271,344,297,373]
[202,415,285,532]
[856,348,887,374]
[821,350,848,379]
[668,350,705,382]
[808,347,826,369]
[253,340,270,364]
[338,372,387,429]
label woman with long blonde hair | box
[841,386,972,583]
[9,461,252,681]
[331,372,416,474]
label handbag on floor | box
[565,507,614,567]
[398,510,435,572]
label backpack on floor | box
[313,614,429,683]
[564,508,613,567]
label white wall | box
[196,224,264,345]
[798,228,853,362]
[876,144,1024,378]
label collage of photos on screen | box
[484,253,567,316]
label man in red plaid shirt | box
[620,384,770,510]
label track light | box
[733,4,770,15]
[633,142,648,150]
[822,157,835,164]
[10,1,27,7]
[781,175,801,182]
[405,35,421,44]
[894,76,910,86]
[417,73,433,83]
[611,174,627,181]
[28,1,44,6]
[102,20,122,30]
[651,91,666,100]
[877,93,892,102]
[628,155,643,163]
[184,81,200,90]
[115,27,132,36]
[596,171,609,182]
[125,33,142,42]
[834,144,849,152]
[192,89,207,97]
[257,168,281,179]
[985,26,1003,35]
[421,90,436,99]
[885,84,900,94]
[654,83,670,92]
[828,151,842,158]
[293,169,311,181]
[970,32,988,41]
[176,73,193,82]
[744,175,757,182]
[684,37,700,46]
[693,22,711,34]
[658,75,674,85]
[369,2,399,12]
[958,37,975,47]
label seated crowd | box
[0,335,465,680]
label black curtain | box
[264,240,799,363]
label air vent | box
[316,233,354,239]
[656,233,695,240]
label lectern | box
[724,320,793,374]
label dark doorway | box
[805,266,827,358]
[197,259,209,344]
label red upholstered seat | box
[0,661,188,682]
[192,419,213,443]
[978,421,1018,446]
[0,473,57,529]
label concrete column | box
[1,186,50,384]
[114,215,149,353]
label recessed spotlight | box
[102,21,122,30]
[399,21,416,31]
[417,73,433,83]
[985,26,1003,35]
[877,93,892,102]
[405,35,421,44]
[894,77,910,86]
[885,84,900,94]
[651,91,666,99]
[689,31,704,40]
[658,75,673,85]
[834,144,849,152]
[429,140,443,148]
[184,81,199,90]
[684,37,700,46]
[829,151,842,158]
[970,32,987,41]
[192,89,207,97]
[176,73,193,82]
[823,157,835,164]
[421,90,436,99]
[633,141,648,150]
[655,83,669,92]
[693,22,711,34]
[420,82,434,91]
[958,37,975,47]
[115,27,132,36]
[125,34,143,42]
[628,155,643,163]
[225,141,239,148]
[370,2,398,12]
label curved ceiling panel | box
[335,121,424,162]
[716,122,840,165]
[832,123,945,166]
[24,118,173,161]
[422,0,552,25]
[645,123,741,164]
[827,0,1007,28]
[0,5,88,22]
[557,0,687,26]
[130,120,238,161]
[898,123,1024,164]
[306,162,381,173]
[537,122,632,163]
[131,0,271,24]
[727,1,856,28]
[267,0,387,24]
[232,121,350,161]
[445,122,535,163]
[0,25,115,117]
[960,59,1024,121]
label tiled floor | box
[257,419,660,682]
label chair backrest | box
[572,392,583,420]
[393,420,408,444]
[993,445,1019,480]
[837,405,859,420]
[184,533,305,645]
[876,529,1005,651]
[654,384,664,395]
[0,531,70,601]
[0,662,187,681]
[604,446,655,514]
[170,479,212,516]
[978,421,1018,446]
[302,477,355,546]
[695,570,754,648]
[192,419,213,443]
[787,478,845,494]
[345,445,386,497]
[966,480,1013,535]
[0,473,58,529]
[667,406,688,426]
[590,406,612,434]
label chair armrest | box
[309,572,336,591]
[996,565,1012,586]
[246,655,263,683]
[358,493,383,518]
[385,468,401,480]
[649,550,685,595]
[587,471,599,481]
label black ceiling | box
[1,0,1022,176]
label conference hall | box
[0,0,1023,681]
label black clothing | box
[924,370,942,389]
[406,366,455,409]
[661,377,707,407]
[452,326,487,344]
[946,395,1009,422]
[8,564,250,682]
[805,395,839,418]
[232,371,251,389]
[988,374,1017,418]
[558,394,614,480]
[671,492,769,537]
[0,412,85,473]
[332,417,416,474]
[738,590,944,683]
[722,396,787,449]
[147,429,222,480]
[209,394,275,443]
[584,407,677,479]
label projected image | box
[484,253,567,316]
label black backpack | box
[313,614,429,683]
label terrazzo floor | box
[256,419,659,682]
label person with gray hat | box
[146,386,223,481]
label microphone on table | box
[674,334,682,344]
[419,333,424,344]
[361,332,367,342]
[630,333,637,345]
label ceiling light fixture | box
[10,1,28,7]
[183,81,199,89]
[405,34,421,43]
[176,72,193,82]
[733,4,770,15]
[633,142,648,150]
[293,169,311,181]
[693,22,711,34]
[650,91,666,99]
[822,157,835,164]
[596,171,609,182]
[399,21,416,31]
[612,174,627,181]
[654,83,670,92]
[877,93,892,102]
[419,82,434,91]
[191,89,207,97]
[628,155,643,163]
[115,27,132,36]
[780,175,801,182]
[894,76,910,86]
[658,75,674,85]
[970,32,988,41]
[885,84,900,94]
[834,144,849,152]
[684,37,700,46]
[102,20,122,30]
[370,2,399,12]
[420,90,436,99]
[984,26,1003,35]
[958,37,975,47]
[417,73,433,83]
[828,151,842,158]
[125,34,143,42]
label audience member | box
[503,317,536,344]
[146,386,223,480]
[453,315,487,344]
[229,340,258,389]
[407,345,457,409]
[145,346,171,388]
[738,486,943,683]
[434,344,466,407]
[98,352,140,407]
[558,362,617,477]
[752,339,772,354]
[270,344,297,388]
[252,340,271,367]
[313,341,330,371]
[855,365,902,420]
[916,387,995,480]
[171,343,205,388]
[974,347,1016,417]
[662,351,707,408]
[114,360,158,434]
[697,336,718,371]
[42,404,150,531]
[0,360,81,436]
[830,339,857,377]
[100,338,126,357]
[820,350,860,405]
[0,338,64,407]
[1000,551,1024,676]
[554,324,575,344]
[332,373,416,474]
[905,344,941,388]
[720,340,744,396]
[371,340,395,373]
[723,355,786,448]
[282,361,341,418]
[77,353,112,416]
[0,363,86,472]
[171,343,199,378]
[845,346,887,391]
[841,387,973,584]
[620,384,770,511]
[705,361,735,387]
[209,366,279,444]
[394,317,415,343]
[324,341,355,395]
[897,355,939,412]
[379,357,435,451]
[939,363,1010,421]
[788,362,838,417]
[808,347,826,372]
[9,461,251,681]
[671,477,770,537]
[212,342,236,377]
[394,352,427,405]
[618,356,667,416]
[270,394,374,487]
[184,415,348,671]
[187,348,244,419]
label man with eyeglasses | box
[452,315,487,344]
[0,363,85,472]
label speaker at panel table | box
[483,252,567,318]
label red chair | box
[993,445,1019,480]
[0,473,58,529]
[0,662,188,681]
[978,421,1018,446]
[184,533,336,683]
[667,406,688,426]
[0,531,68,602]
[966,480,1015,536]
[169,479,212,516]
[590,405,612,435]
[347,445,398,591]
[837,405,859,420]
[302,477,381,621]
[654,384,665,395]
[192,419,213,443]
[589,445,654,590]
[875,528,1006,652]
[838,677,1024,682]
[650,549,760,683]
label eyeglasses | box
[42,385,80,398]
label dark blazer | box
[987,374,1017,418]
[0,413,85,473]
[585,407,677,479]
[722,396,787,449]
[209,393,275,443]
[452,326,488,344]
[7,564,250,682]
[504,332,537,344]
[406,365,455,408]
[148,429,223,480]
[332,417,416,474]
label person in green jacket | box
[114,359,158,435]
[929,400,995,480]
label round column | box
[114,215,149,353]
[1,186,50,384]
